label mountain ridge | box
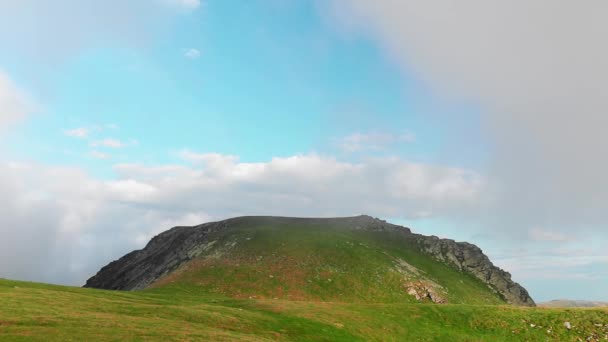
[84,215,535,306]
[539,299,608,308]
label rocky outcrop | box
[84,215,535,306]
[404,280,448,304]
[353,216,534,306]
[413,235,535,306]
[84,220,229,290]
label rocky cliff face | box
[350,216,534,306]
[84,215,535,306]
[84,220,229,290]
[413,235,535,306]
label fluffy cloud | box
[183,48,201,59]
[324,1,608,236]
[0,154,482,285]
[0,71,30,128]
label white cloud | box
[89,151,111,160]
[178,150,239,165]
[90,138,136,149]
[0,70,30,128]
[183,48,201,59]
[336,131,416,152]
[64,127,89,138]
[0,154,482,285]
[134,212,211,245]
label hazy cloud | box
[336,131,415,152]
[90,138,136,149]
[0,70,30,128]
[64,127,89,139]
[163,0,202,11]
[89,151,111,160]
[528,227,570,243]
[325,0,608,236]
[0,0,197,62]
[183,48,201,59]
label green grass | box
[1,278,607,341]
[3,218,606,340]
[151,219,504,305]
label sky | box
[0,0,607,302]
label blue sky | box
[1,0,607,302]
[2,0,485,176]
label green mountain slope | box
[85,216,533,306]
[1,278,607,341]
[150,218,503,305]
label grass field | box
[3,218,606,340]
[1,278,608,341]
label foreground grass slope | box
[1,279,608,341]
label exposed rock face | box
[404,280,447,304]
[84,215,535,306]
[84,220,228,290]
[414,235,535,306]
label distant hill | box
[85,215,534,306]
[539,300,608,308]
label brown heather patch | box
[0,320,14,327]
[152,254,324,301]
[7,330,36,337]
[319,271,332,278]
[151,258,217,288]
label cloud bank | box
[325,0,608,235]
[0,154,481,285]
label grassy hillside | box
[149,217,504,305]
[1,278,608,341]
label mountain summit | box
[85,215,534,306]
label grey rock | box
[84,220,228,290]
[412,234,535,306]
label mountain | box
[85,215,534,306]
[539,300,608,308]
